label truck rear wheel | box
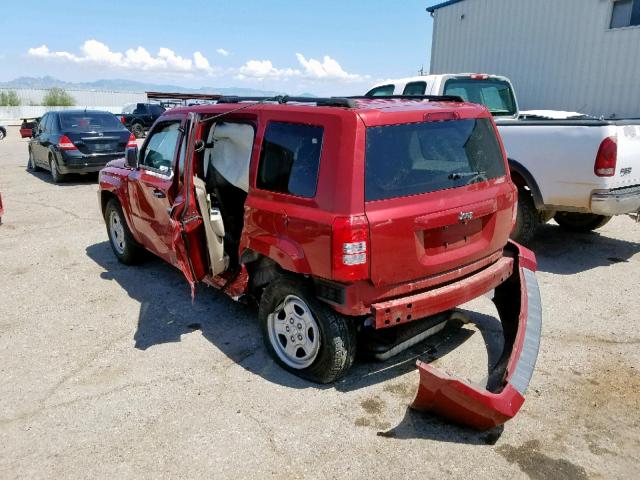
[511,189,539,245]
[554,212,612,232]
[259,275,357,384]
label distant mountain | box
[0,76,310,97]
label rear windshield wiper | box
[448,171,485,180]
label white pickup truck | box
[365,74,640,242]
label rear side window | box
[257,122,323,198]
[402,81,427,96]
[365,85,395,97]
[443,79,516,117]
[365,118,506,201]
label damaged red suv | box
[98,95,541,429]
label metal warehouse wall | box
[430,0,640,118]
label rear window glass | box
[365,118,506,201]
[403,81,427,96]
[257,122,323,198]
[366,85,395,97]
[59,112,123,132]
[443,79,516,117]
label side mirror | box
[125,147,139,169]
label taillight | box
[127,133,137,148]
[120,116,126,125]
[594,136,617,177]
[470,74,489,80]
[331,215,369,282]
[57,135,77,150]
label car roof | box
[168,98,490,127]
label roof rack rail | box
[217,95,357,108]
[350,94,464,103]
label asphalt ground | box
[1,126,639,479]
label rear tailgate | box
[364,117,515,286]
[66,130,129,155]
[612,121,640,188]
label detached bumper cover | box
[591,185,640,216]
[411,241,541,430]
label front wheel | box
[28,149,40,171]
[105,199,144,264]
[0,128,6,141]
[554,212,612,232]
[511,189,539,245]
[259,275,357,384]
[131,123,144,139]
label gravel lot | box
[1,126,639,479]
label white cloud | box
[235,54,367,83]
[295,53,367,81]
[216,48,230,57]
[236,59,300,80]
[28,40,214,75]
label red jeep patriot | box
[98,95,541,429]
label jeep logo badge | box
[458,211,474,223]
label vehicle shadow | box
[530,222,640,275]
[86,241,507,444]
[26,167,99,185]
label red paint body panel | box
[411,241,541,430]
[372,256,513,329]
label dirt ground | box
[1,126,639,479]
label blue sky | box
[0,0,435,95]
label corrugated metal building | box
[428,0,640,118]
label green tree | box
[0,90,21,106]
[42,88,75,106]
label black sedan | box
[27,110,136,183]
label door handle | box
[152,189,166,198]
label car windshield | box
[365,118,506,201]
[59,112,124,132]
[443,78,517,117]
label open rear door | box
[169,112,210,295]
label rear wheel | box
[0,128,6,140]
[554,212,612,232]
[131,123,144,139]
[105,199,144,264]
[511,189,539,244]
[49,156,64,183]
[259,275,357,384]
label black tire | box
[511,188,539,244]
[554,212,612,232]
[259,275,357,384]
[104,198,144,264]
[131,123,145,139]
[27,149,40,171]
[49,156,64,183]
[0,128,6,141]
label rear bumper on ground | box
[411,241,541,430]
[591,185,640,216]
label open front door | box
[169,112,210,294]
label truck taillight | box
[57,135,77,151]
[120,116,126,125]
[332,216,369,282]
[470,74,489,80]
[127,133,137,148]
[594,136,617,177]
